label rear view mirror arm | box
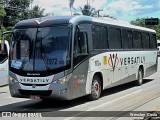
[1,31,13,52]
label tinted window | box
[122,29,133,49]
[92,25,108,49]
[133,31,142,49]
[74,26,89,67]
[74,32,88,54]
[150,34,156,49]
[142,33,150,49]
[108,27,122,49]
[12,26,71,72]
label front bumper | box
[9,81,73,100]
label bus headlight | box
[9,76,13,81]
[9,76,18,83]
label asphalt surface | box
[1,58,160,120]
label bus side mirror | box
[1,35,5,53]
[1,31,13,53]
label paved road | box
[1,58,160,120]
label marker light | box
[61,78,66,83]
[9,76,18,83]
[9,76,13,81]
[56,74,72,84]
[57,78,66,84]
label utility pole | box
[97,9,103,17]
[87,0,90,5]
[29,0,32,18]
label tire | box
[135,68,143,86]
[88,75,102,100]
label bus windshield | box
[11,26,71,72]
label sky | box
[32,0,160,22]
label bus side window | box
[122,29,133,49]
[74,28,80,55]
[79,32,88,54]
[133,31,142,49]
[150,34,157,49]
[108,27,122,49]
[74,29,88,67]
[142,33,150,49]
[92,25,108,50]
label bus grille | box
[21,83,50,86]
[18,89,52,96]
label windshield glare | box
[11,26,70,72]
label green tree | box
[157,25,160,40]
[80,4,96,16]
[130,18,146,27]
[0,0,6,18]
[130,18,160,39]
[3,0,44,27]
[0,0,6,36]
[69,0,75,15]
[28,5,45,18]
[4,0,30,26]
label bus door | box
[121,65,128,83]
[72,24,91,98]
[0,40,9,86]
[108,53,122,84]
[113,58,122,83]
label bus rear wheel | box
[88,75,101,100]
[135,68,143,86]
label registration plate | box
[30,95,40,99]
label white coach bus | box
[0,40,9,86]
[2,15,157,100]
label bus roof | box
[92,17,156,33]
[70,15,156,33]
[15,15,156,33]
[14,16,74,29]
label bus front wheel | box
[88,75,101,100]
[135,68,143,86]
